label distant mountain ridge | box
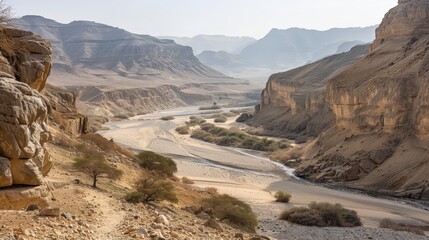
[15,15,226,85]
[197,26,377,78]
[159,35,257,55]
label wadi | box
[0,0,429,240]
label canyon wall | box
[247,45,368,137]
[293,0,429,199]
[254,0,429,199]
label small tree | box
[0,0,11,27]
[73,148,123,188]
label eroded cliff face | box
[326,0,429,138]
[294,0,429,199]
[247,45,368,137]
[0,28,52,188]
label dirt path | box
[83,189,126,240]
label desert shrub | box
[136,151,177,176]
[191,130,216,142]
[274,191,292,203]
[204,194,257,232]
[280,207,325,227]
[175,126,190,135]
[214,117,227,123]
[200,123,215,131]
[126,177,178,203]
[188,116,206,126]
[216,136,241,146]
[280,202,362,227]
[379,219,426,236]
[114,114,131,119]
[160,116,175,121]
[182,177,195,184]
[193,125,285,151]
[199,105,222,110]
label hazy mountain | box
[13,16,265,116]
[159,35,257,55]
[197,26,377,79]
[15,15,226,87]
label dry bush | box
[175,126,190,135]
[182,177,195,184]
[214,117,227,123]
[136,151,177,176]
[280,202,362,227]
[125,177,178,203]
[204,194,258,232]
[160,116,175,121]
[274,191,292,203]
[379,219,427,236]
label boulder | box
[155,215,169,225]
[39,207,60,217]
[0,185,49,210]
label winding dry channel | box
[99,106,429,239]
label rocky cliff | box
[291,0,429,199]
[0,28,52,189]
[247,45,368,138]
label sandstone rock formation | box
[247,45,368,138]
[252,0,429,199]
[0,28,52,188]
[43,84,87,136]
[292,0,429,198]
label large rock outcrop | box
[247,45,368,138]
[0,28,52,188]
[293,0,429,198]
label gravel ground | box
[259,219,429,240]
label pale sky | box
[6,0,398,38]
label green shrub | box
[175,126,190,135]
[216,136,241,146]
[126,177,178,203]
[204,194,257,232]
[136,151,177,176]
[274,191,292,203]
[200,123,215,131]
[280,202,362,227]
[191,130,216,142]
[160,116,175,121]
[214,117,227,123]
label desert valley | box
[1,0,429,240]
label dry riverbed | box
[99,106,429,240]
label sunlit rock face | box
[0,28,52,187]
[327,0,429,140]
